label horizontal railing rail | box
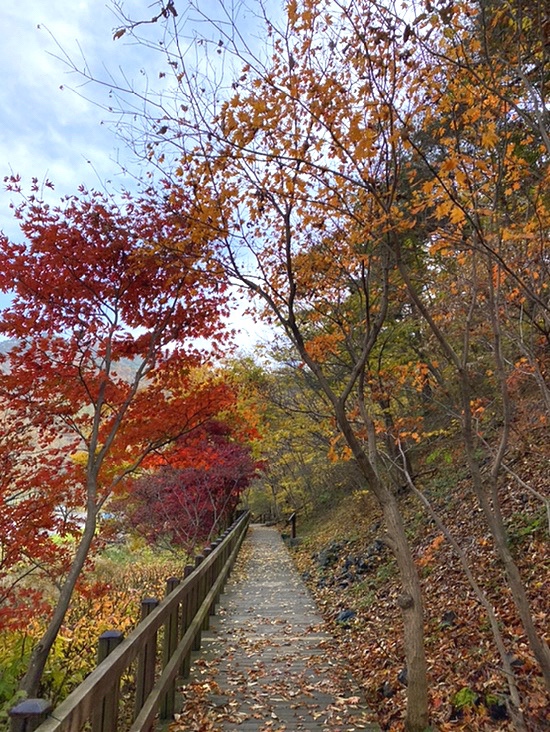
[10,510,250,732]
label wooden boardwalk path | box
[174,524,380,731]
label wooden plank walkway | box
[174,524,380,731]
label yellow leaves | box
[448,204,466,225]
[481,125,499,148]
[439,157,457,175]
[463,106,481,125]
[469,398,487,419]
[251,97,268,116]
[453,168,468,188]
[70,450,88,466]
[328,434,352,463]
[305,331,344,361]
[354,134,375,161]
[347,117,378,162]
[500,226,517,241]
[504,181,522,195]
[434,199,454,219]
[422,180,436,196]
[301,8,315,26]
[287,0,298,23]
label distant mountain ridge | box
[0,339,139,381]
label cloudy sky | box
[1,0,271,235]
[0,0,273,347]
[2,2,142,234]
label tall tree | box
[390,0,550,687]
[134,2,433,726]
[73,0,549,725]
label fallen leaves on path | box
[170,527,380,732]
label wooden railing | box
[10,511,250,732]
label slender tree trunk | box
[483,264,550,688]
[460,381,550,690]
[474,473,550,689]
[379,490,429,732]
[490,508,550,689]
[19,503,99,698]
[397,443,527,729]
[397,248,550,690]
[336,407,429,732]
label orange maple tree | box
[148,0,547,725]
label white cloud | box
[0,2,164,233]
[0,0,277,237]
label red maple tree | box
[123,420,260,551]
[0,177,232,696]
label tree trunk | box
[460,382,550,690]
[399,447,526,728]
[380,490,429,732]
[335,407,429,732]
[398,249,550,691]
[477,481,550,690]
[19,505,99,698]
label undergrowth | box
[0,544,188,728]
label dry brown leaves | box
[291,482,549,731]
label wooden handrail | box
[11,511,250,732]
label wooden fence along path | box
[11,519,380,732]
[10,512,250,732]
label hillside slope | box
[288,448,549,731]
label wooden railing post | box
[180,564,194,678]
[202,547,213,630]
[212,539,222,608]
[193,554,204,651]
[92,630,124,732]
[134,597,159,726]
[289,512,297,539]
[7,512,250,732]
[9,699,52,732]
[160,578,180,720]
